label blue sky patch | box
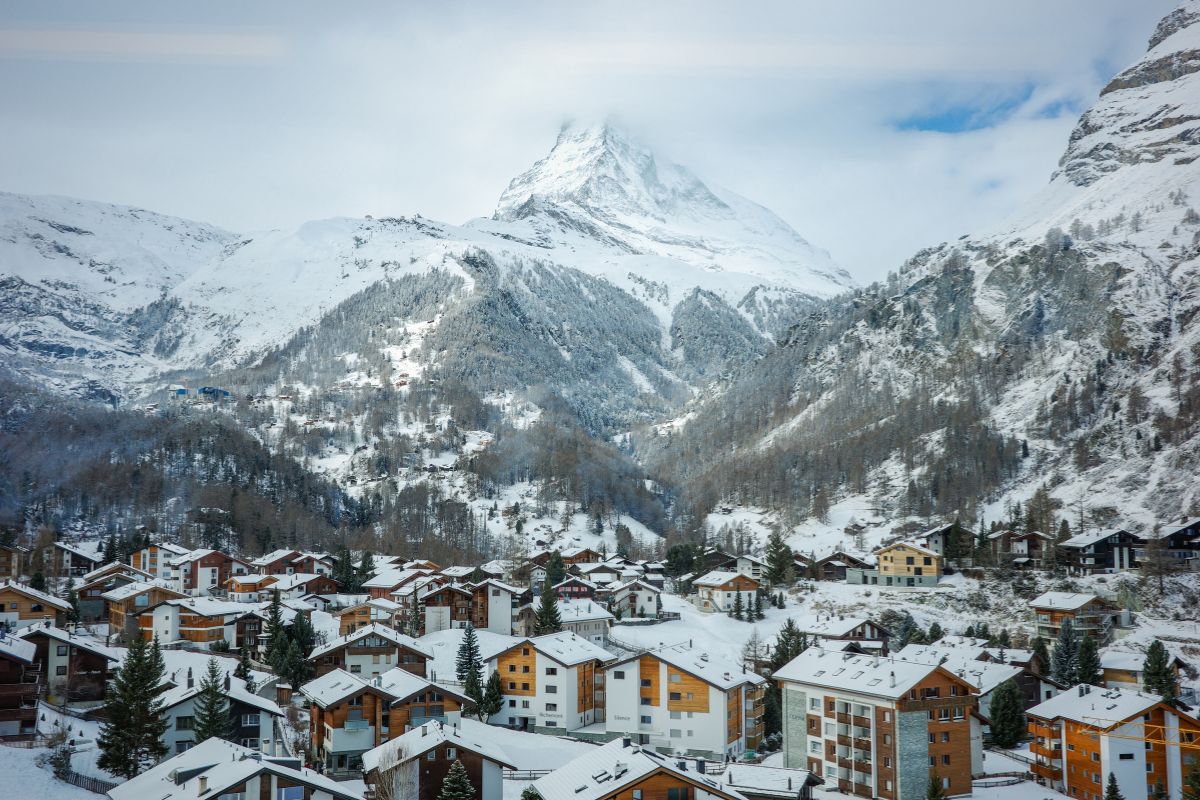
[896,83,1037,133]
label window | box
[670,692,682,702]
[614,671,625,680]
[242,714,260,727]
[350,665,361,673]
[508,664,516,672]
[545,703,557,712]
[929,757,935,767]
[671,711,682,720]
[546,685,557,694]
[521,683,529,691]
[641,698,651,705]
[241,739,259,750]
[508,700,516,708]
[641,715,651,724]
[545,721,557,727]
[671,728,682,738]
[546,667,557,676]
[56,645,67,656]
[522,648,530,656]
[446,748,457,760]
[522,701,530,709]
[669,673,681,683]
[884,757,891,768]
[508,682,516,690]
[941,732,950,743]
[942,755,950,766]
[522,665,530,673]
[667,788,690,800]
[56,665,67,676]
[176,716,195,730]
[642,679,652,687]
[1119,753,1134,761]
[427,752,436,761]
[938,708,950,722]
[632,792,642,800]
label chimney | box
[187,668,194,689]
[198,776,208,795]
[224,672,231,690]
[622,737,632,748]
[889,671,895,688]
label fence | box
[0,735,50,748]
[504,769,552,780]
[60,769,119,795]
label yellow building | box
[848,541,943,587]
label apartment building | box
[51,541,105,578]
[138,597,248,649]
[421,583,473,634]
[104,580,187,638]
[1028,684,1200,800]
[309,623,432,679]
[167,549,252,597]
[0,544,26,582]
[18,624,119,705]
[302,666,471,775]
[608,579,661,618]
[1030,592,1121,644]
[470,579,525,634]
[129,542,191,580]
[555,599,613,645]
[335,598,401,636]
[1058,529,1141,575]
[158,668,282,754]
[489,631,614,733]
[604,641,767,760]
[691,571,760,613]
[848,541,943,588]
[775,647,982,799]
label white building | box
[489,631,614,733]
[157,666,282,754]
[557,599,613,645]
[604,641,766,759]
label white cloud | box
[0,0,1178,281]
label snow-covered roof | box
[532,737,746,800]
[894,644,1023,695]
[107,736,359,800]
[524,631,615,666]
[558,599,614,623]
[479,560,508,575]
[330,596,401,615]
[576,562,619,575]
[1157,518,1200,538]
[54,541,104,561]
[439,565,475,578]
[302,668,368,707]
[561,546,600,559]
[250,548,300,566]
[774,647,958,700]
[613,641,765,690]
[361,567,429,589]
[692,570,753,587]
[717,764,821,798]
[473,577,524,595]
[16,625,120,661]
[79,561,151,584]
[309,622,431,661]
[1026,684,1161,726]
[0,580,71,611]
[158,597,248,617]
[158,668,282,716]
[1060,529,1129,548]
[301,665,467,709]
[875,540,940,558]
[258,572,324,592]
[609,578,662,594]
[1029,591,1101,611]
[554,576,598,590]
[0,630,36,663]
[790,614,879,639]
[101,579,180,602]
[362,719,514,774]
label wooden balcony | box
[836,734,852,747]
[853,715,871,728]
[1030,741,1061,759]
[1032,763,1062,782]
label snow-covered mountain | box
[0,124,848,408]
[657,0,1200,533]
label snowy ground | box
[0,745,99,800]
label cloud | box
[0,0,1178,282]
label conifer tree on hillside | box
[291,611,317,657]
[928,621,944,642]
[544,551,566,589]
[356,551,376,590]
[534,585,562,635]
[730,590,744,621]
[988,679,1025,749]
[192,657,234,744]
[98,634,168,778]
[764,530,793,587]
[1052,618,1079,686]
[456,623,482,683]
[65,578,80,624]
[1143,640,1180,707]
[478,670,503,721]
[1104,773,1125,800]
[1077,635,1101,686]
[437,759,476,800]
[1032,636,1050,671]
[264,590,288,672]
[333,546,357,590]
[234,648,257,694]
[282,639,311,690]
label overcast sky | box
[0,1,1177,282]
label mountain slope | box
[652,0,1200,536]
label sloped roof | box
[0,580,71,611]
[790,613,880,639]
[524,631,615,666]
[362,719,514,774]
[532,737,746,800]
[101,579,181,602]
[250,548,301,566]
[158,669,282,717]
[558,599,614,623]
[774,647,957,700]
[309,622,431,661]
[1029,591,1101,611]
[1026,684,1162,726]
[875,540,939,558]
[894,643,1023,694]
[692,570,754,587]
[0,630,36,663]
[79,561,152,584]
[1061,529,1131,548]
[16,625,120,661]
[610,641,765,690]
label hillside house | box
[335,598,402,636]
[167,548,251,596]
[1058,529,1140,575]
[0,544,26,581]
[157,665,283,754]
[139,597,248,650]
[1029,592,1121,644]
[552,576,598,600]
[51,541,105,578]
[554,599,614,645]
[0,632,39,739]
[604,641,766,759]
[421,583,473,634]
[129,541,191,580]
[986,530,1052,568]
[609,579,662,619]
[0,580,70,630]
[309,623,432,679]
[363,719,515,800]
[692,570,760,613]
[807,551,872,582]
[470,579,526,635]
[848,541,942,588]
[18,623,118,704]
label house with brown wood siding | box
[309,623,432,679]
[0,581,70,630]
[363,718,515,800]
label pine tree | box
[764,530,793,587]
[988,679,1025,748]
[282,639,311,690]
[1077,635,1101,686]
[1183,759,1200,800]
[521,785,542,800]
[333,546,356,590]
[97,635,168,778]
[1143,640,1180,707]
[730,591,744,621]
[456,624,482,683]
[1051,618,1079,686]
[927,772,947,800]
[235,648,256,694]
[1031,637,1050,672]
[753,592,765,620]
[264,590,288,672]
[355,551,376,591]
[544,551,566,589]
[30,571,46,593]
[1104,773,1125,800]
[437,759,476,800]
[291,611,316,658]
[928,622,944,642]
[65,578,80,624]
[192,657,234,744]
[103,533,118,564]
[478,670,503,721]
[1149,784,1168,800]
[534,585,562,635]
